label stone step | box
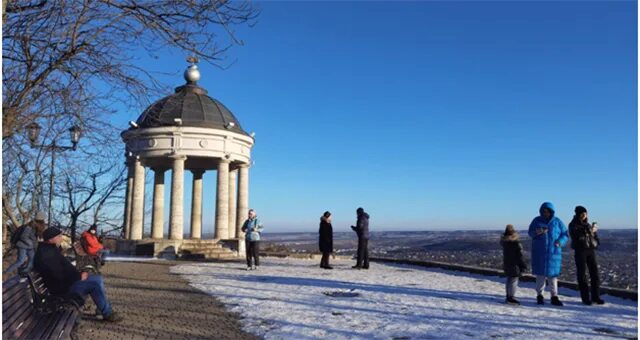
[204,253,238,259]
[180,247,232,253]
[180,239,222,246]
[198,249,237,256]
[185,249,234,256]
[180,245,224,252]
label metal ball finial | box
[184,56,201,83]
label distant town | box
[261,229,637,290]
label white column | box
[151,168,166,239]
[228,169,238,238]
[236,163,250,239]
[169,155,186,240]
[123,159,134,239]
[190,169,205,239]
[130,157,145,240]
[214,159,230,239]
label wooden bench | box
[3,272,82,340]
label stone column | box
[130,157,145,240]
[228,169,238,238]
[190,169,205,239]
[169,155,187,240]
[123,159,135,239]
[236,163,250,239]
[151,168,166,239]
[214,159,230,239]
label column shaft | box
[236,164,250,239]
[123,160,134,239]
[151,169,166,239]
[190,170,204,239]
[130,158,145,240]
[214,160,230,239]
[228,170,238,238]
[169,156,187,240]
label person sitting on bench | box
[81,224,110,265]
[34,227,122,322]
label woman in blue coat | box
[528,202,569,306]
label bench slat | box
[58,309,79,340]
[3,273,78,340]
[7,307,46,339]
[48,309,77,340]
[3,296,33,330]
[3,306,36,337]
[3,285,30,309]
[2,276,21,293]
[25,312,60,340]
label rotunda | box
[120,60,254,257]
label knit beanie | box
[575,206,587,215]
[43,227,62,241]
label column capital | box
[237,162,250,169]
[169,154,187,161]
[190,168,206,176]
[219,158,231,164]
[151,167,168,174]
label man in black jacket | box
[34,227,122,322]
[351,207,370,269]
[569,205,604,305]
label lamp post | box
[26,123,82,224]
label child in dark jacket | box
[500,224,528,305]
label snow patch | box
[172,258,637,339]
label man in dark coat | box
[569,205,604,305]
[34,227,122,322]
[350,207,370,269]
[319,211,333,269]
[4,211,45,277]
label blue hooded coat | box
[528,202,569,277]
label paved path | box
[74,260,258,340]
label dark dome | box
[135,83,248,135]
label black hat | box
[356,207,364,214]
[89,224,98,231]
[323,211,331,218]
[575,206,587,215]
[43,227,62,241]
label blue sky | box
[115,1,637,233]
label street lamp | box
[26,123,82,224]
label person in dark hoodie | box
[319,211,334,269]
[350,207,370,269]
[500,224,527,305]
[569,205,604,305]
[528,201,569,306]
[34,227,122,322]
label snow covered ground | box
[171,258,638,339]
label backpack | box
[10,224,26,246]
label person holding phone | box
[528,202,569,306]
[569,205,604,305]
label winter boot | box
[103,311,123,322]
[582,299,592,305]
[592,297,605,305]
[506,296,520,305]
[550,296,564,306]
[536,295,544,305]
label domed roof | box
[135,65,249,136]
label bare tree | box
[3,0,259,139]
[2,0,259,232]
[60,163,126,244]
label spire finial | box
[184,56,201,84]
